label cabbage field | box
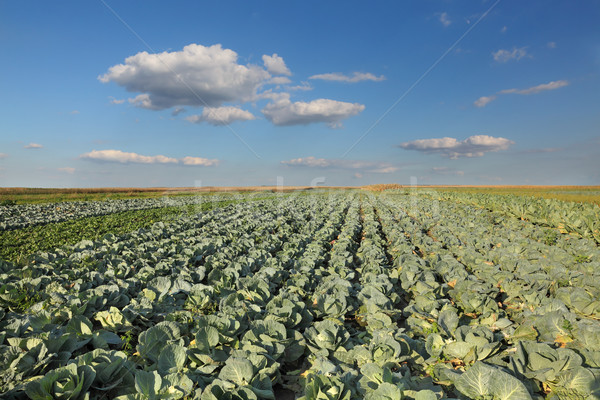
[0,194,242,230]
[1,190,600,399]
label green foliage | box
[25,363,96,400]
[0,206,185,263]
[454,362,532,399]
[0,196,251,263]
[0,283,42,312]
[120,330,135,356]
[299,375,352,400]
[1,191,600,399]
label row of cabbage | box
[0,195,362,399]
[0,199,283,396]
[429,191,600,244]
[0,192,456,399]
[376,193,600,399]
[0,194,245,230]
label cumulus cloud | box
[268,76,292,85]
[439,12,451,27]
[127,94,155,109]
[99,43,271,110]
[281,156,398,173]
[81,150,219,166]
[100,43,376,130]
[24,143,43,149]
[99,43,371,130]
[492,47,529,63]
[309,72,385,83]
[499,80,569,95]
[186,106,256,125]
[180,156,220,166]
[475,80,569,107]
[58,167,75,174]
[81,150,178,164]
[262,53,291,76]
[474,95,497,108]
[399,135,514,158]
[263,98,365,127]
[255,90,291,102]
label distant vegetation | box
[429,185,600,205]
[361,185,600,205]
[0,186,351,204]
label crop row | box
[429,191,600,244]
[376,193,600,398]
[0,194,251,230]
[0,196,355,398]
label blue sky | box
[1,1,599,187]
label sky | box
[1,1,599,187]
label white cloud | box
[109,96,125,105]
[262,53,291,76]
[171,107,186,116]
[99,43,370,129]
[282,156,332,167]
[255,90,291,102]
[180,156,219,166]
[439,12,451,27]
[0,153,7,159]
[281,156,398,173]
[547,41,557,49]
[24,143,43,149]
[287,82,313,91]
[499,80,569,95]
[474,95,497,108]
[268,76,292,85]
[399,135,514,158]
[58,167,75,174]
[263,98,365,127]
[99,43,271,110]
[354,173,363,179]
[81,150,178,164]
[475,80,569,108]
[70,110,80,115]
[81,149,218,166]
[309,72,385,83]
[186,106,256,125]
[128,94,155,109]
[501,26,508,33]
[492,47,529,63]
